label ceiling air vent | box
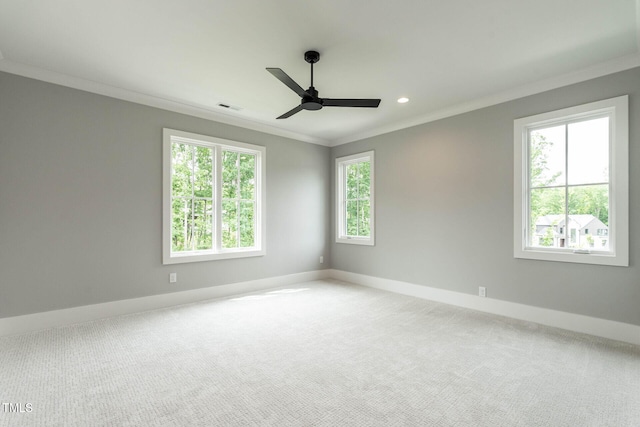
[217,103,242,111]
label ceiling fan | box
[266,50,381,119]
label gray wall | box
[2,67,638,326]
[0,72,331,318]
[331,67,640,326]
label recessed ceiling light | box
[397,97,409,104]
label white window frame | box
[514,95,628,266]
[336,151,375,246]
[163,128,266,264]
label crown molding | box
[0,59,331,147]
[1,51,638,149]
[332,53,640,146]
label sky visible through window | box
[531,117,609,187]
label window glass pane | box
[568,184,609,250]
[222,200,238,248]
[529,187,565,248]
[222,151,238,199]
[567,117,609,185]
[358,161,370,199]
[239,153,255,200]
[346,163,358,200]
[570,228,577,245]
[530,125,565,188]
[358,200,371,237]
[194,146,213,198]
[193,199,213,250]
[172,198,191,252]
[240,201,255,248]
[346,200,358,236]
[171,143,193,198]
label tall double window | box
[163,129,265,264]
[336,151,375,245]
[514,96,628,266]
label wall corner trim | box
[0,270,332,337]
[328,269,640,346]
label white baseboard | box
[0,270,331,337]
[3,268,638,346]
[328,269,640,346]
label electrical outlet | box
[319,256,324,264]
[169,273,177,283]
[479,286,486,297]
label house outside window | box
[336,151,375,245]
[514,96,628,266]
[535,215,606,249]
[163,129,266,264]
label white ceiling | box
[0,0,638,146]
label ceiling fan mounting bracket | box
[304,50,320,64]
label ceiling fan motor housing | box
[302,98,323,110]
[302,87,322,110]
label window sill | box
[163,249,265,265]
[336,236,374,246]
[514,248,627,267]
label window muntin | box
[163,129,265,264]
[336,151,375,245]
[514,96,628,266]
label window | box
[336,151,375,245]
[514,96,628,266]
[163,129,265,264]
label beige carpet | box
[1,279,639,426]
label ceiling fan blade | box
[276,104,304,119]
[322,98,381,108]
[266,68,307,98]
